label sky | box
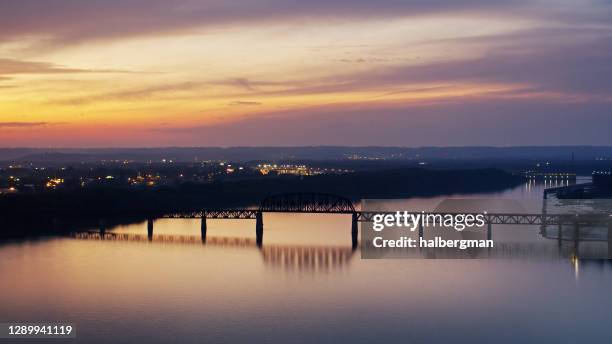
[0,0,611,147]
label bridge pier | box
[485,216,492,252]
[147,218,154,240]
[351,213,358,250]
[541,198,548,237]
[201,217,207,243]
[256,212,263,247]
[608,221,612,259]
[417,222,424,252]
[99,219,106,237]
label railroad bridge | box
[160,193,359,247]
[96,192,611,249]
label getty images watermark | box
[360,198,501,259]
[361,198,612,259]
[369,211,492,250]
[372,211,487,232]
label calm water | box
[2,179,612,343]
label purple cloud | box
[0,122,51,128]
[151,97,612,146]
[0,0,593,47]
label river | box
[1,178,611,343]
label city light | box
[45,178,64,189]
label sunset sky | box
[1,0,611,147]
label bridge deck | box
[164,210,610,225]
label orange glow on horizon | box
[1,3,611,146]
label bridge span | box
[95,193,611,248]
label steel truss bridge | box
[93,193,611,248]
[165,209,609,226]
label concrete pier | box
[256,212,263,247]
[608,221,612,259]
[201,217,207,243]
[99,219,106,236]
[351,212,358,250]
[147,218,154,240]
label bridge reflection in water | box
[71,231,356,273]
[71,230,611,276]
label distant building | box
[524,171,576,181]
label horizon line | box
[1,145,612,150]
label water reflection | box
[72,231,356,273]
[74,231,257,247]
[71,225,610,274]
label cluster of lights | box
[525,171,576,179]
[128,174,160,186]
[45,178,64,188]
[346,154,384,161]
[0,186,17,193]
[256,163,350,176]
[257,163,310,175]
[100,159,134,164]
[222,163,244,173]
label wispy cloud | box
[149,97,612,146]
[229,100,262,106]
[0,0,541,49]
[219,78,291,92]
[54,78,284,105]
[0,121,58,128]
[0,58,136,81]
[0,58,89,75]
[53,82,202,105]
[224,28,612,98]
